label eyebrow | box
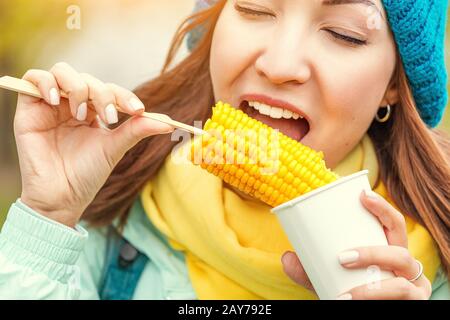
[322,0,375,6]
[322,0,384,19]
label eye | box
[234,4,274,18]
[325,29,367,46]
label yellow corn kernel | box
[190,102,340,207]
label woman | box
[0,0,449,300]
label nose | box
[255,28,312,86]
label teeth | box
[247,101,304,120]
[260,103,272,116]
[282,109,293,119]
[270,107,283,119]
[249,101,263,110]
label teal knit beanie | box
[188,0,449,128]
[383,0,448,127]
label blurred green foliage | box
[0,199,9,227]
[0,0,70,76]
[0,0,70,225]
[442,109,450,132]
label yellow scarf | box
[140,135,441,299]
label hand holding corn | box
[14,63,174,228]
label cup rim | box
[271,170,369,213]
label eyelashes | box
[324,29,368,46]
[234,4,368,47]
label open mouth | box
[239,100,310,142]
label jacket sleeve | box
[430,267,450,300]
[0,199,101,300]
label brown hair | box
[369,62,450,276]
[83,0,450,277]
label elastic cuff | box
[0,200,88,281]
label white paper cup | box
[271,170,395,300]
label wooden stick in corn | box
[190,102,340,207]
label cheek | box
[210,6,241,100]
[210,34,239,100]
[210,5,266,102]
[311,51,395,167]
[320,56,392,121]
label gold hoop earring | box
[375,104,392,123]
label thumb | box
[281,251,315,292]
[107,115,174,159]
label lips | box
[239,100,310,142]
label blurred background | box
[0,0,195,225]
[0,1,449,226]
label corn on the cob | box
[190,102,339,207]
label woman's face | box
[210,0,398,168]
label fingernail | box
[49,88,60,105]
[76,102,87,121]
[364,190,379,200]
[129,98,145,112]
[336,293,352,300]
[105,104,118,124]
[338,250,359,264]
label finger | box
[337,277,429,300]
[79,72,118,125]
[361,190,408,248]
[105,83,146,115]
[281,251,314,291]
[338,246,422,280]
[21,69,61,106]
[104,115,174,164]
[49,62,89,121]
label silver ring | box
[408,260,423,282]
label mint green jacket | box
[0,199,448,300]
